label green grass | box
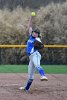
[0,65,28,73]
[42,65,67,74]
[0,65,67,74]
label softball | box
[31,12,36,16]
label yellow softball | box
[31,12,36,16]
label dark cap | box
[33,28,40,35]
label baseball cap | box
[32,28,40,35]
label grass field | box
[0,65,67,74]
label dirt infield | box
[0,74,67,100]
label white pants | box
[28,51,41,79]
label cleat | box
[40,76,48,81]
[19,86,25,90]
[19,87,28,92]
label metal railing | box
[0,44,67,48]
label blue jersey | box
[26,35,37,56]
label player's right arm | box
[26,12,35,36]
[28,16,33,35]
[26,16,33,36]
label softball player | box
[19,14,48,91]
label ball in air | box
[31,12,36,16]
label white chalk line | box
[0,83,21,87]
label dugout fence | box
[0,44,67,48]
[0,44,67,64]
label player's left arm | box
[34,37,44,49]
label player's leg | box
[19,60,35,91]
[24,60,35,91]
[33,52,45,76]
[28,60,35,79]
[32,51,48,81]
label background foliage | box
[0,0,67,64]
